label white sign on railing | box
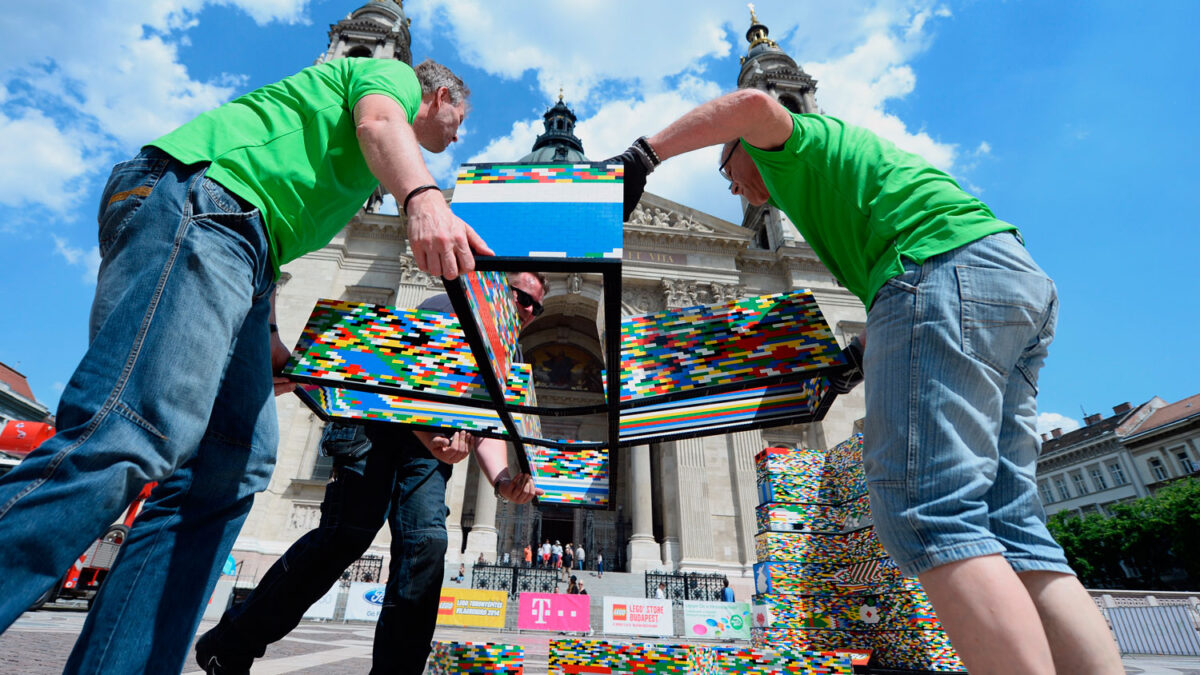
[344,582,386,621]
[682,600,752,639]
[602,596,673,637]
[302,583,339,620]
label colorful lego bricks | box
[462,270,522,390]
[549,639,718,674]
[451,163,623,259]
[286,299,495,399]
[753,560,920,597]
[755,529,887,567]
[754,437,966,672]
[427,641,524,674]
[751,590,942,632]
[619,291,843,404]
[529,445,610,507]
[709,646,851,675]
[618,379,829,446]
[752,629,963,673]
[754,494,873,534]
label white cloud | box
[0,0,311,215]
[424,0,969,221]
[52,235,101,283]
[0,111,93,214]
[1037,412,1082,437]
[407,1,733,103]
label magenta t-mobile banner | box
[516,592,591,632]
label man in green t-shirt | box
[0,58,491,673]
[609,89,1122,675]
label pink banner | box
[517,592,591,632]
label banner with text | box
[344,582,386,621]
[517,592,591,632]
[436,587,508,628]
[602,596,674,637]
[682,600,751,639]
[302,583,339,621]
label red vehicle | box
[0,420,154,610]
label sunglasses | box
[718,143,737,182]
[509,285,544,317]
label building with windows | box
[1121,393,1200,492]
[0,362,51,427]
[229,1,866,583]
[1036,401,1161,516]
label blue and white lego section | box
[450,163,623,259]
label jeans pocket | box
[957,265,1054,378]
[97,156,169,257]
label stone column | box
[463,461,499,563]
[627,444,662,571]
[728,430,763,571]
[659,443,681,568]
[443,457,471,565]
[674,437,716,570]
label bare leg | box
[917,554,1055,675]
[1018,570,1124,675]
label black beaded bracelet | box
[268,323,279,333]
[402,184,441,215]
[634,136,661,167]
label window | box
[1109,462,1128,485]
[1072,473,1089,496]
[1177,451,1196,475]
[1149,457,1169,482]
[1054,477,1071,502]
[1090,467,1108,491]
[1039,482,1055,504]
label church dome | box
[519,95,588,164]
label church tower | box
[519,93,588,163]
[320,0,412,65]
[735,6,818,251]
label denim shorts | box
[862,231,1075,578]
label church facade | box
[230,0,866,582]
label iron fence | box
[340,555,384,586]
[472,563,560,597]
[644,571,728,601]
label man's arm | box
[473,437,542,504]
[644,88,794,159]
[353,94,492,280]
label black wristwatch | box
[493,475,508,501]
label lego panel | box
[619,290,844,404]
[529,445,610,507]
[294,361,535,437]
[755,529,887,567]
[549,639,718,675]
[461,270,522,390]
[753,559,920,597]
[752,628,964,673]
[451,163,623,259]
[751,590,941,632]
[755,495,873,534]
[756,447,828,504]
[427,641,523,675]
[619,379,830,447]
[287,299,513,403]
[709,646,852,675]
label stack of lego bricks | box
[710,645,851,674]
[548,639,717,674]
[752,435,965,672]
[426,641,523,674]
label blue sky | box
[1,0,1196,435]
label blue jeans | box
[210,425,451,675]
[863,231,1073,578]
[0,147,277,673]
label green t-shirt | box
[151,58,422,278]
[742,114,1016,309]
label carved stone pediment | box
[629,205,716,233]
[661,279,744,309]
[399,257,440,289]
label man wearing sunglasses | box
[196,271,548,675]
[608,90,1122,675]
